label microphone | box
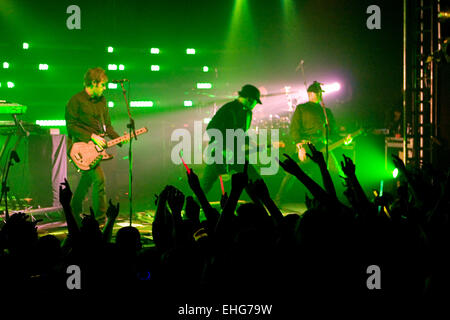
[12,114,29,137]
[295,60,304,72]
[10,150,20,163]
[111,79,129,83]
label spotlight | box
[150,48,160,54]
[197,83,212,89]
[23,43,29,49]
[186,48,196,55]
[151,65,160,71]
[107,46,114,53]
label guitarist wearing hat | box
[201,84,263,199]
[275,81,340,204]
[65,67,122,224]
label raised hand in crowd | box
[279,154,331,205]
[306,143,325,167]
[59,178,72,209]
[167,186,185,219]
[341,154,356,178]
[103,200,120,243]
[307,143,336,199]
[278,153,304,177]
[153,185,175,251]
[59,179,80,237]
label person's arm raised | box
[102,200,119,243]
[306,143,337,200]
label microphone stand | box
[119,81,137,226]
[320,99,330,167]
[1,151,19,222]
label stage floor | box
[33,202,307,247]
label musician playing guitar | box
[275,81,341,204]
[65,67,125,224]
[201,84,263,202]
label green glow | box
[23,43,29,49]
[108,101,114,108]
[108,64,117,70]
[184,100,193,107]
[119,64,125,70]
[186,48,196,55]
[151,65,160,71]
[38,64,48,70]
[392,168,399,178]
[203,66,209,72]
[7,82,14,88]
[108,83,117,89]
[150,48,160,54]
[36,120,66,126]
[197,83,212,89]
[225,0,254,53]
[130,101,153,107]
[107,46,114,53]
[3,62,9,69]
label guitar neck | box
[106,128,147,148]
[320,129,363,153]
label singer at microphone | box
[65,67,122,225]
[111,79,129,83]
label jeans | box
[71,165,107,223]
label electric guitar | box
[297,128,365,163]
[69,127,148,171]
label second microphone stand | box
[119,81,137,226]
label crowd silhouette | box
[0,144,448,306]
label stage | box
[30,202,307,247]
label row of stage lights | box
[1,43,212,89]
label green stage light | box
[184,100,193,107]
[36,120,66,126]
[130,101,153,107]
[39,64,48,70]
[23,43,29,49]
[107,46,114,53]
[3,62,9,69]
[151,65,160,71]
[150,48,160,54]
[186,48,196,55]
[392,168,399,178]
[108,101,114,108]
[119,64,125,70]
[7,82,14,88]
[108,64,117,70]
[203,66,209,72]
[108,83,117,89]
[197,83,212,89]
